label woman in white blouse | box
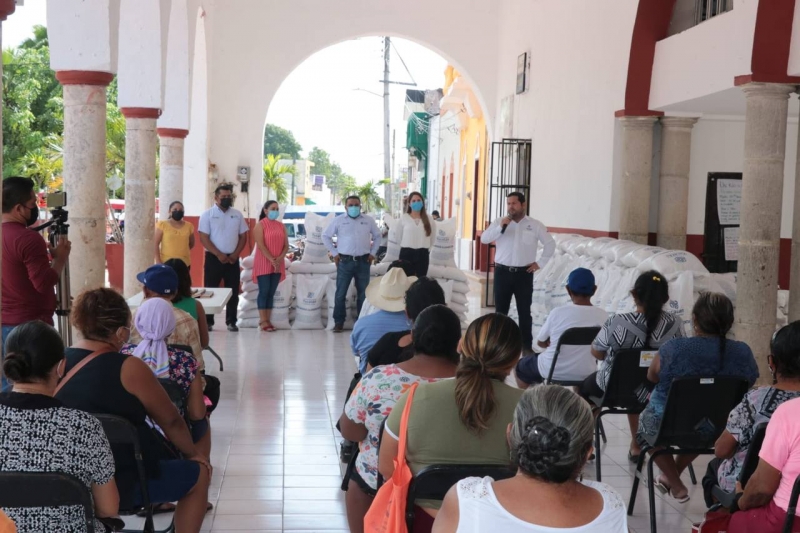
[433,385,628,533]
[396,191,435,276]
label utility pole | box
[391,129,396,182]
[383,36,392,213]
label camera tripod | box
[38,207,72,345]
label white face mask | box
[56,359,65,380]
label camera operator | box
[1,177,71,390]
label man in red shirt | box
[1,177,71,390]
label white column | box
[157,129,189,219]
[56,72,114,294]
[788,94,800,322]
[122,108,159,297]
[618,116,658,244]
[735,83,794,382]
[657,117,698,251]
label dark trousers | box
[204,252,240,326]
[494,266,533,350]
[398,247,430,277]
[334,256,371,325]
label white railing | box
[695,0,733,26]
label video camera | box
[38,191,69,240]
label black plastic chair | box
[783,473,800,533]
[406,464,515,531]
[712,423,767,508]
[169,342,223,372]
[545,326,601,386]
[627,376,749,533]
[94,414,174,533]
[589,348,653,481]
[0,471,97,533]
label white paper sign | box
[717,179,742,226]
[639,351,657,368]
[724,227,739,262]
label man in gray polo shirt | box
[198,184,249,331]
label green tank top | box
[173,296,198,320]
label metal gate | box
[485,138,532,306]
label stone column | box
[56,71,115,294]
[0,0,14,386]
[618,116,659,244]
[657,117,698,251]
[122,108,159,297]
[789,94,800,322]
[736,83,794,381]
[157,129,189,220]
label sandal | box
[137,502,176,516]
[259,321,270,332]
[654,477,690,503]
[266,323,277,332]
[628,450,641,464]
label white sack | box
[427,265,468,282]
[301,212,335,264]
[430,218,457,268]
[290,261,337,275]
[436,279,454,305]
[292,274,328,329]
[638,250,709,278]
[271,274,294,329]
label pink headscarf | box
[132,298,176,378]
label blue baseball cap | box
[566,268,596,295]
[137,264,178,295]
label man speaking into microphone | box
[480,191,555,354]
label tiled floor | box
[142,306,712,532]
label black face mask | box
[171,210,185,221]
[25,205,39,227]
[220,198,233,209]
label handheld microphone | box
[501,213,510,234]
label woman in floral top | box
[339,305,463,533]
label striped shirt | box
[252,219,287,283]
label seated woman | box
[164,258,210,350]
[121,297,210,456]
[728,396,800,532]
[379,313,524,531]
[709,321,800,506]
[0,321,119,533]
[582,270,683,463]
[55,288,211,533]
[433,385,628,533]
[340,304,462,533]
[366,276,446,370]
[637,292,758,503]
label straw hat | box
[365,268,418,312]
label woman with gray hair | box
[432,386,627,532]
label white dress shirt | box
[322,214,381,257]
[396,213,435,249]
[480,215,555,268]
[198,204,249,254]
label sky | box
[4,2,449,186]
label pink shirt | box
[759,397,800,511]
[252,218,286,283]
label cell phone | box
[46,191,67,209]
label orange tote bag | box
[364,382,419,533]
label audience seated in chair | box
[581,270,683,464]
[727,395,800,532]
[378,313,524,531]
[55,288,211,533]
[130,264,204,370]
[0,321,120,533]
[121,297,211,458]
[636,292,758,504]
[352,263,418,373]
[515,268,608,387]
[366,276,446,371]
[164,258,210,350]
[339,305,462,533]
[433,385,628,533]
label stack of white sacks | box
[530,234,784,342]
[237,211,472,329]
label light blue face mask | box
[410,201,424,212]
[347,206,361,218]
[267,210,279,221]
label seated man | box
[130,264,205,372]
[351,266,417,374]
[515,267,608,387]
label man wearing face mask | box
[198,184,249,332]
[322,195,382,332]
[1,177,71,390]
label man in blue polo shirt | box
[322,195,381,332]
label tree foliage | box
[264,124,302,160]
[263,154,293,203]
[308,146,359,203]
[353,179,389,213]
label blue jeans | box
[1,325,16,391]
[257,273,282,310]
[334,257,371,325]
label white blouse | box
[396,213,435,249]
[454,477,628,533]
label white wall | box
[494,0,638,233]
[183,7,208,215]
[117,0,163,109]
[159,0,191,130]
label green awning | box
[304,198,316,205]
[406,112,429,161]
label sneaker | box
[333,323,344,333]
[227,324,239,332]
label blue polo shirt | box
[351,310,410,373]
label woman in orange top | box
[155,201,195,268]
[252,201,289,332]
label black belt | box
[339,254,370,261]
[496,264,530,273]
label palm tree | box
[353,179,390,213]
[263,154,294,203]
[21,134,63,192]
